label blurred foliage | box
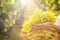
[2,0,16,12]
[37,0,60,11]
[0,6,2,14]
[0,0,19,13]
[0,0,18,40]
